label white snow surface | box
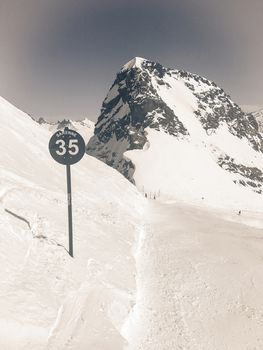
[0,96,145,349]
[124,201,263,350]
[121,57,146,72]
[126,127,263,211]
[1,96,263,349]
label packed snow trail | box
[124,201,263,350]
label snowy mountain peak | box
[37,116,52,125]
[87,58,263,206]
[121,57,147,71]
[34,116,94,142]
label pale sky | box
[0,0,262,121]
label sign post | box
[49,127,86,258]
[66,164,73,257]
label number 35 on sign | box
[49,127,86,165]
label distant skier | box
[238,210,241,215]
[145,193,147,198]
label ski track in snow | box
[125,200,263,350]
[2,179,263,349]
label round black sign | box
[49,127,86,165]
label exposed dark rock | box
[218,154,263,193]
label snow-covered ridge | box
[0,95,145,349]
[34,116,95,144]
[87,57,263,209]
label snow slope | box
[0,96,145,349]
[124,201,263,350]
[1,95,263,349]
[126,127,263,210]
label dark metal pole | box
[66,164,73,257]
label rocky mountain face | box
[250,109,263,133]
[87,57,263,196]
